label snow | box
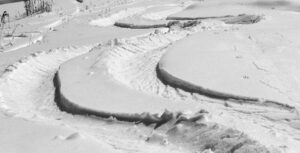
[90,7,147,27]
[0,45,192,153]
[0,0,300,152]
[0,114,116,153]
[0,1,24,19]
[159,31,291,103]
[141,1,194,20]
[55,35,198,115]
[56,20,299,152]
[0,46,120,153]
[160,11,300,106]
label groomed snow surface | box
[0,0,300,153]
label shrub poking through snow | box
[1,11,9,25]
[24,0,53,16]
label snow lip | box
[167,14,263,25]
[54,71,174,125]
[156,63,296,111]
[114,22,169,29]
[114,20,200,29]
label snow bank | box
[54,71,189,124]
[156,64,294,111]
